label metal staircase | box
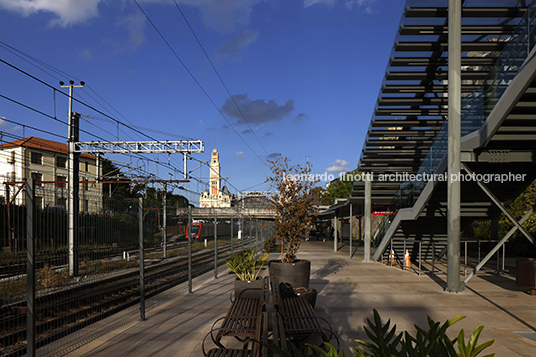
[359,1,536,268]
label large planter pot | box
[234,279,264,300]
[294,287,317,308]
[516,258,536,295]
[269,259,311,288]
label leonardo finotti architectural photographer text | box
[284,171,527,184]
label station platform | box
[68,240,536,356]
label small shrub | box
[37,264,69,289]
[263,235,277,253]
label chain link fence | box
[1,180,272,357]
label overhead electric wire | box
[0,57,174,147]
[1,43,244,195]
[0,56,193,178]
[132,0,268,168]
[0,88,185,180]
[0,115,64,140]
[173,1,270,157]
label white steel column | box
[363,174,371,262]
[446,0,464,292]
[61,80,83,277]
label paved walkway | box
[68,241,536,356]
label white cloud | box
[294,113,308,123]
[0,0,267,32]
[115,12,147,52]
[345,0,376,11]
[303,0,376,11]
[77,48,95,60]
[173,0,265,33]
[304,0,336,8]
[216,30,259,60]
[236,151,245,158]
[326,159,349,173]
[221,93,295,125]
[0,0,102,26]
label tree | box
[100,158,137,198]
[500,178,536,256]
[320,169,363,206]
[463,178,536,257]
[266,155,319,263]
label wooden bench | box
[260,311,287,357]
[271,278,338,352]
[203,312,287,357]
[209,277,269,348]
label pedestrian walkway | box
[68,241,536,356]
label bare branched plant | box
[266,155,319,263]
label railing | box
[373,3,536,247]
[381,239,437,276]
[382,238,506,277]
[462,239,506,277]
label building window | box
[31,172,42,186]
[56,175,66,189]
[55,197,66,209]
[8,151,16,164]
[35,196,43,209]
[81,199,89,212]
[31,152,42,165]
[56,157,67,168]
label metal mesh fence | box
[0,181,272,357]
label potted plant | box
[226,248,269,299]
[266,155,319,288]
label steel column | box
[333,215,338,251]
[188,206,192,293]
[68,111,80,277]
[139,197,145,320]
[214,210,218,279]
[364,175,371,262]
[446,0,464,293]
[26,179,35,357]
[349,204,353,259]
[163,183,167,258]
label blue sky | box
[0,0,405,205]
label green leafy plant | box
[354,309,495,357]
[456,326,495,357]
[226,248,269,281]
[354,308,403,357]
[256,310,495,357]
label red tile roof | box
[0,137,97,160]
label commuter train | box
[186,221,203,239]
[185,220,234,240]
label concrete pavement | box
[67,240,536,356]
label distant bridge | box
[174,207,275,220]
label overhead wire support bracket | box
[74,140,204,154]
[75,140,204,180]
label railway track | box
[0,240,249,357]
